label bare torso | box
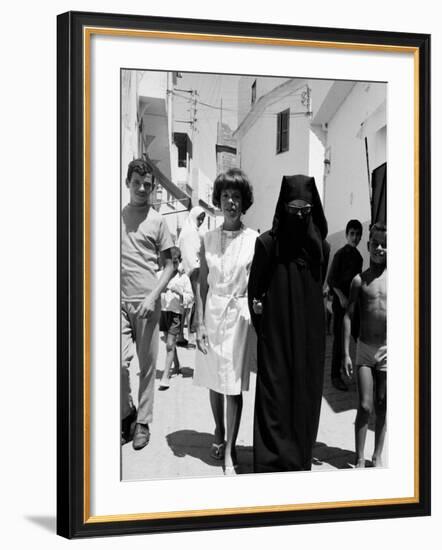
[358,267,387,346]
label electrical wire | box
[172,89,310,118]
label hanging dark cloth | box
[371,162,387,225]
[248,175,330,472]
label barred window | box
[276,109,290,154]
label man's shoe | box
[121,405,137,445]
[332,377,348,392]
[132,423,150,450]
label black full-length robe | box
[248,175,329,473]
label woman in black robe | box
[248,175,329,473]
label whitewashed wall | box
[239,93,311,232]
[324,81,387,236]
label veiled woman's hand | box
[196,324,209,354]
[252,298,263,315]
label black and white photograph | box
[120,69,387,481]
[1,0,437,545]
[52,5,431,541]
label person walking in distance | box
[176,206,206,346]
[327,220,363,391]
[158,250,193,390]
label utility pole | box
[190,90,198,139]
[190,90,198,207]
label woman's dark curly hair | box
[211,168,254,214]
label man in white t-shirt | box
[121,158,174,450]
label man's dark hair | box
[212,168,254,214]
[126,158,155,184]
[369,221,387,239]
[345,219,363,235]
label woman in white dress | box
[194,168,258,474]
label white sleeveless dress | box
[193,225,258,395]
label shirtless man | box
[343,223,387,468]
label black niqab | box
[271,174,327,266]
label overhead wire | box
[172,88,311,118]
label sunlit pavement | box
[122,334,378,481]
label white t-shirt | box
[121,204,173,301]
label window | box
[276,109,290,154]
[174,132,192,168]
[251,80,257,105]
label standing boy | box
[327,219,363,391]
[121,158,174,449]
[343,223,387,467]
[158,250,193,390]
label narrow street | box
[122,334,377,481]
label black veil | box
[270,175,328,266]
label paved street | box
[122,334,377,480]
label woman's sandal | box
[223,464,239,476]
[210,442,225,460]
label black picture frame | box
[57,10,431,539]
